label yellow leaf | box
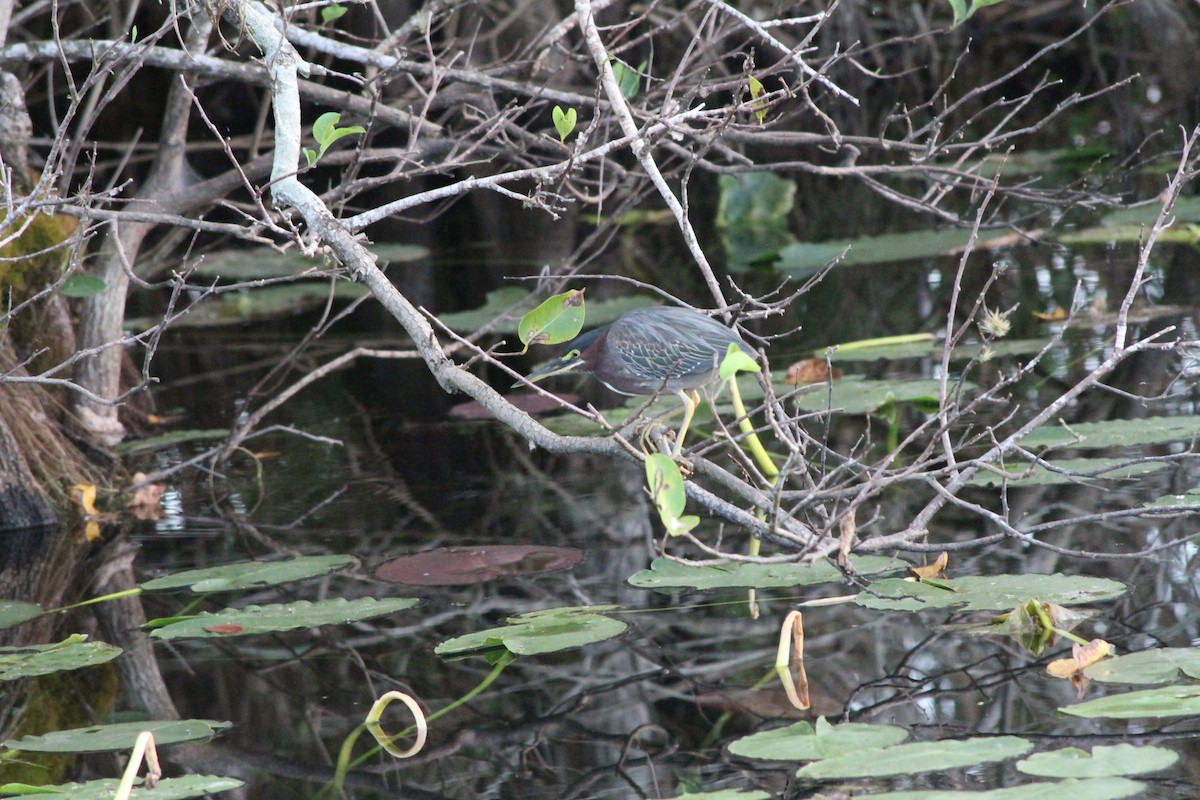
[908,551,949,580]
[71,483,99,516]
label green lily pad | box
[967,457,1167,487]
[1083,647,1200,684]
[790,377,966,416]
[1023,416,1200,450]
[435,606,627,656]
[795,735,1032,779]
[856,574,1126,612]
[0,636,122,681]
[190,242,424,280]
[820,337,1053,363]
[1060,684,1200,718]
[628,556,901,590]
[729,718,908,761]
[439,290,656,335]
[776,227,1014,276]
[1017,744,1178,778]
[162,281,369,329]
[1144,488,1200,508]
[140,555,358,592]
[664,792,770,800]
[0,775,244,798]
[0,601,42,630]
[4,719,231,753]
[849,777,1145,799]
[115,429,230,456]
[148,597,418,640]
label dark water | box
[83,234,1199,799]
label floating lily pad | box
[856,574,1126,612]
[1017,744,1178,778]
[1083,647,1200,684]
[628,556,901,591]
[1060,685,1200,719]
[664,791,770,800]
[820,337,1052,363]
[167,282,370,328]
[1144,488,1200,508]
[149,597,418,640]
[115,429,230,456]
[967,457,1167,487]
[0,601,42,630]
[435,606,626,656]
[140,555,358,592]
[190,242,425,280]
[0,636,122,681]
[0,775,244,798]
[847,777,1144,800]
[1023,416,1200,450]
[439,290,655,335]
[790,377,964,416]
[4,719,231,753]
[729,718,908,761]
[795,735,1032,779]
[375,545,583,585]
[776,228,1014,276]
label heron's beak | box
[514,352,585,388]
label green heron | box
[524,306,756,455]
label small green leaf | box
[1084,647,1200,685]
[552,105,577,143]
[303,147,317,167]
[719,343,760,381]
[645,454,697,535]
[611,59,644,98]
[747,75,768,124]
[321,3,348,24]
[60,274,106,298]
[517,289,586,352]
[130,25,138,43]
[310,111,366,161]
[0,601,43,630]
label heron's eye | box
[565,349,581,360]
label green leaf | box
[852,777,1145,800]
[645,454,699,536]
[517,289,586,351]
[776,228,1015,277]
[1084,647,1200,684]
[611,59,643,98]
[188,243,425,281]
[320,3,347,24]
[115,429,230,456]
[791,376,969,416]
[796,736,1032,779]
[303,147,317,167]
[310,111,366,160]
[628,556,901,590]
[140,555,358,592]
[719,344,760,381]
[435,606,626,656]
[1017,744,1178,778]
[0,601,43,630]
[1023,416,1200,451]
[149,597,418,640]
[552,106,577,143]
[0,775,244,798]
[0,638,122,681]
[747,75,768,124]
[729,718,908,761]
[856,573,1126,611]
[1061,685,1200,719]
[60,274,106,298]
[967,457,1167,487]
[4,719,231,753]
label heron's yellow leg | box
[672,389,700,457]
